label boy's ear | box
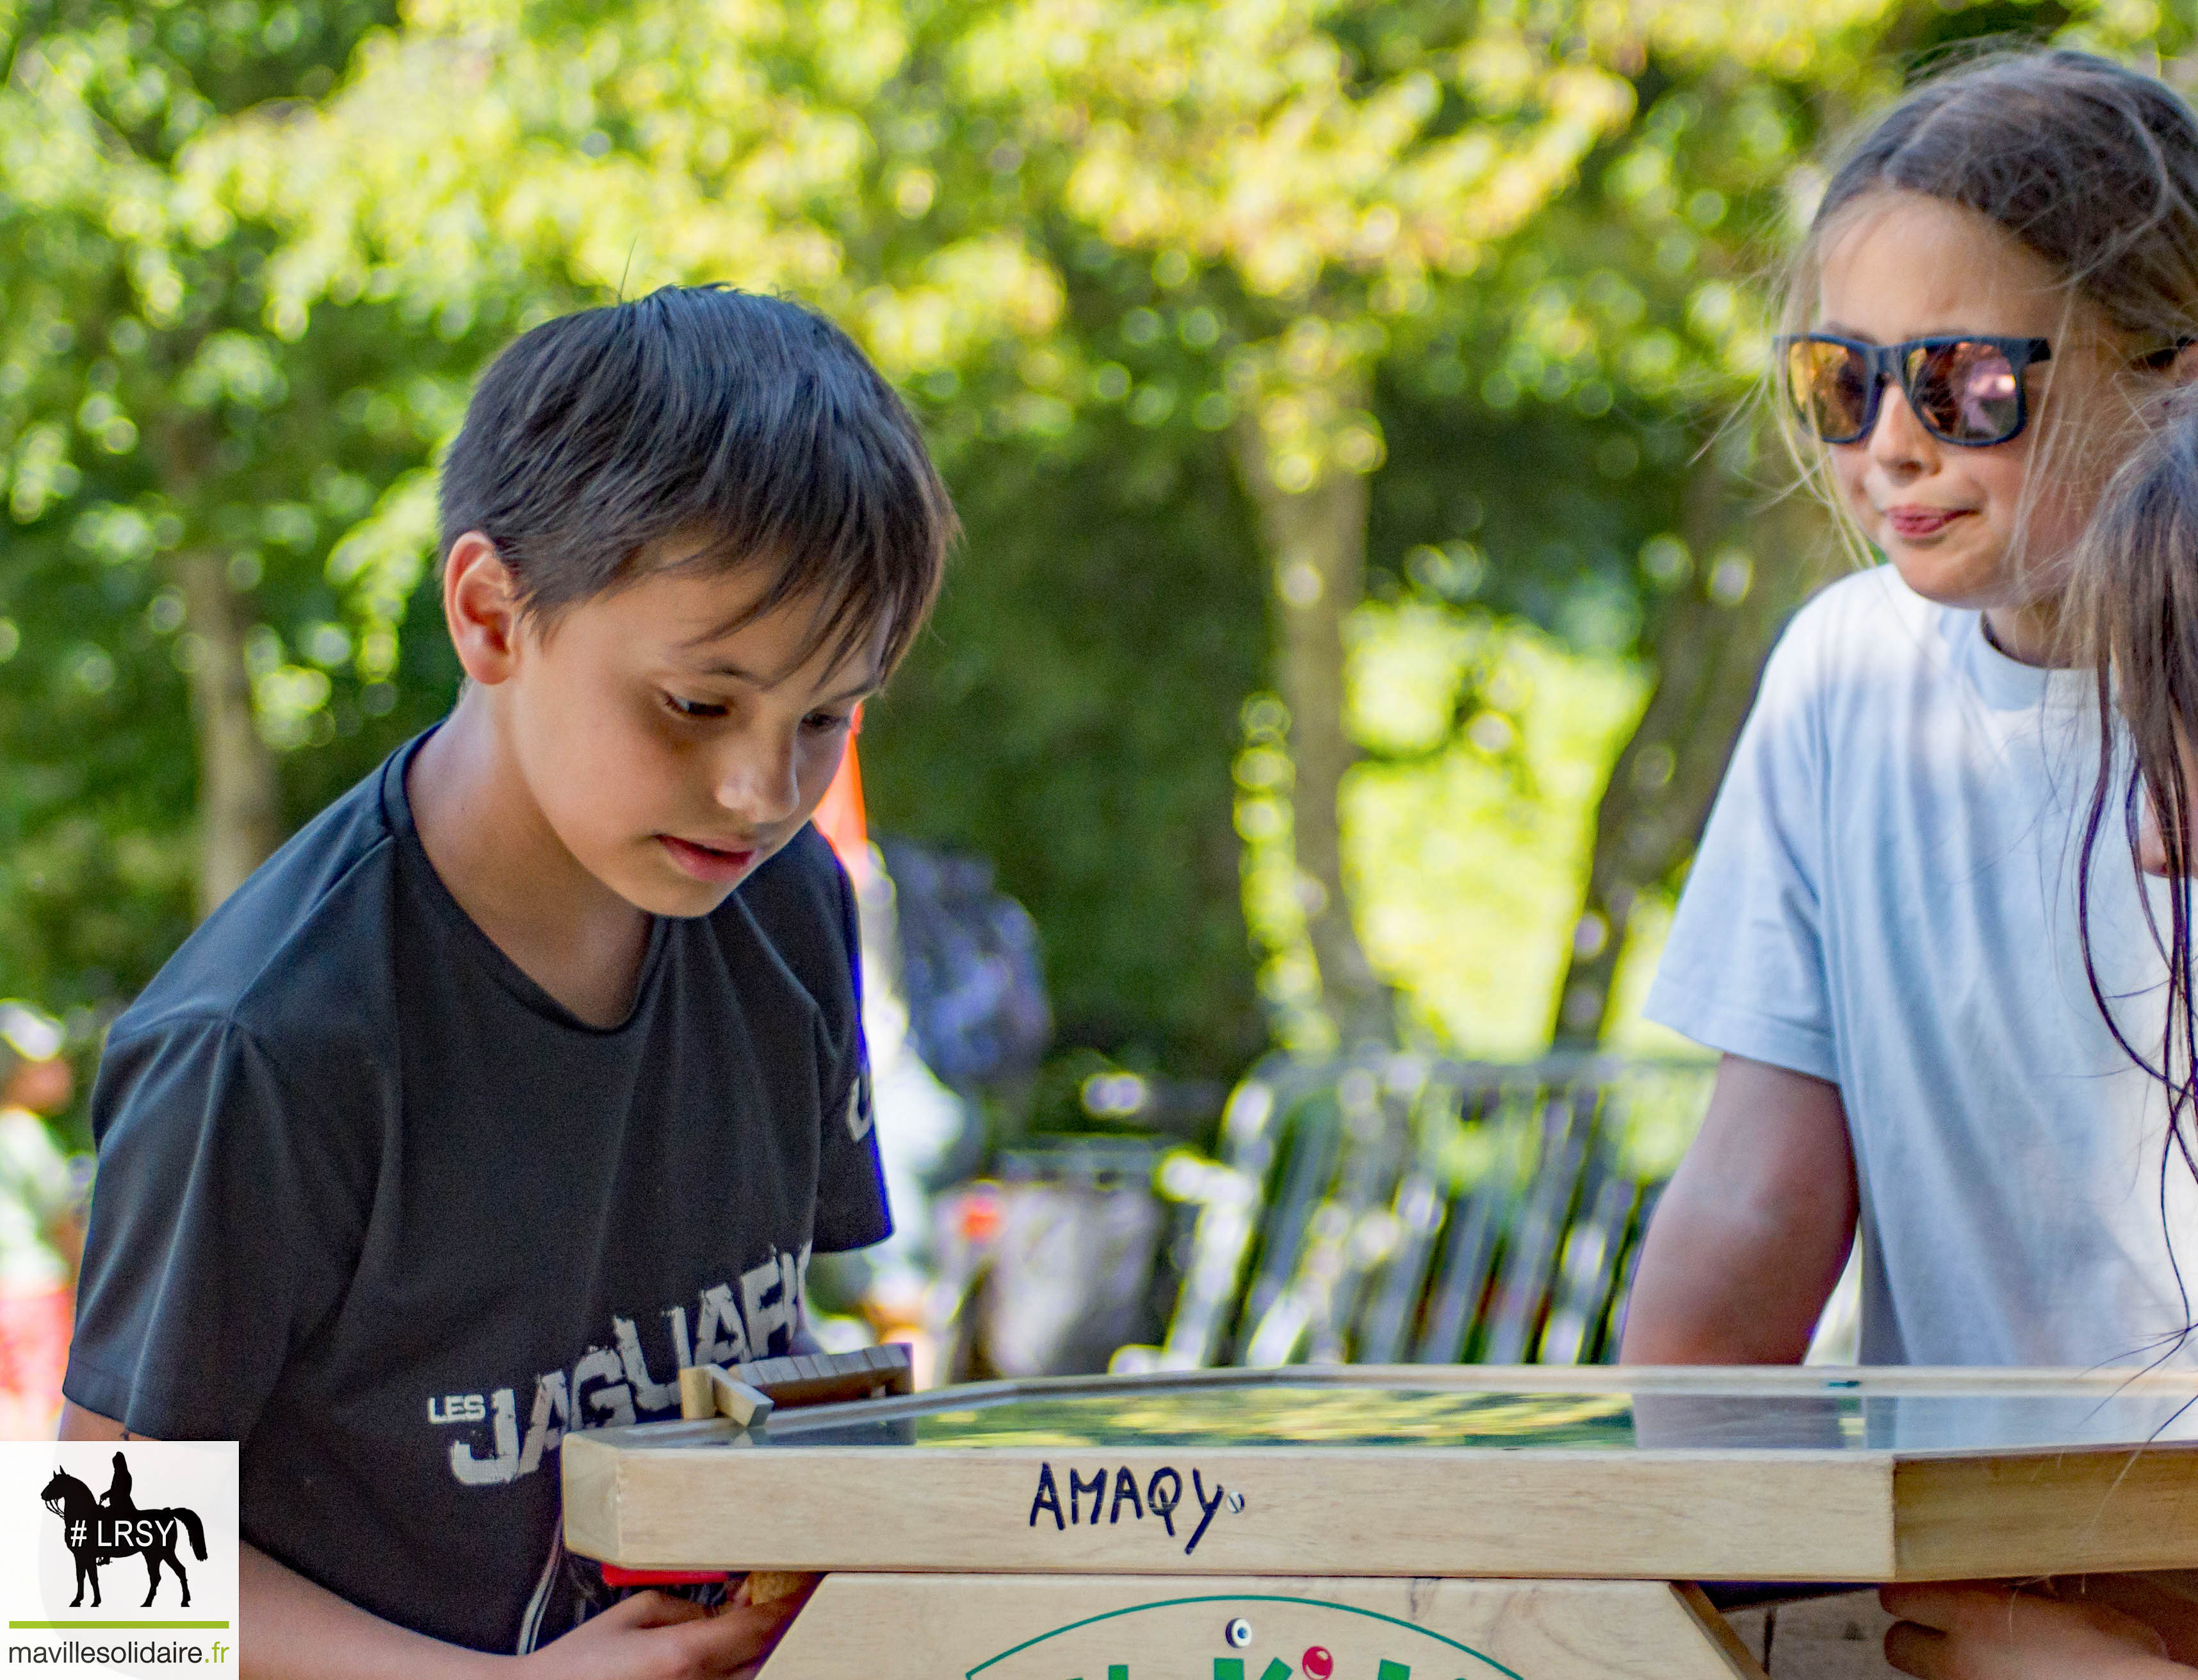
[443,532,527,685]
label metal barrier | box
[1123,1050,1714,1371]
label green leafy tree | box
[0,0,503,1037]
[3,0,2189,1100]
[954,1,1642,1046]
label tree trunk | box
[1554,465,1827,1045]
[174,551,281,918]
[1231,406,1392,1047]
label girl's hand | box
[1881,1582,2183,1680]
[517,1581,815,1680]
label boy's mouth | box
[658,835,760,885]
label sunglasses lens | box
[1909,340,2023,443]
[1787,339,1873,442]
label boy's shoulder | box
[107,750,405,1065]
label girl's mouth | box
[1885,505,1973,539]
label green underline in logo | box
[8,1621,231,1629]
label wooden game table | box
[562,1364,2198,1679]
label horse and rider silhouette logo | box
[38,1451,208,1609]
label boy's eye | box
[663,692,728,721]
[804,711,854,734]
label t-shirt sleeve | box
[1645,605,1840,1084]
[812,863,891,1254]
[65,1017,368,1440]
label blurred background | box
[0,0,2188,1400]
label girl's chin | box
[1880,540,2014,612]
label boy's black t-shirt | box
[63,734,888,1654]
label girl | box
[1873,396,2198,1680]
[1620,49,2198,1371]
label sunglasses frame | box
[1780,332,2054,448]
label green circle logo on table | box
[966,1594,1523,1680]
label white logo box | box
[0,1443,237,1676]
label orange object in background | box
[812,712,871,888]
[955,1184,1001,1246]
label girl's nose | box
[1866,375,1938,475]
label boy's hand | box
[521,1581,815,1680]
[1882,1583,2185,1680]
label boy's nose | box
[713,739,802,827]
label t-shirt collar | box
[379,723,671,1033]
[1955,609,2089,714]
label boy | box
[57,286,952,1674]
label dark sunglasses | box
[1780,333,2052,448]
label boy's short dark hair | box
[439,285,954,676]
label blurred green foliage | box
[0,0,489,1023]
[0,0,2187,1148]
[863,419,1269,1072]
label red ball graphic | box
[1301,1647,1334,1680]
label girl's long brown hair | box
[2078,395,2198,1195]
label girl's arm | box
[59,1402,806,1680]
[1882,1583,2188,1680]
[1617,1054,1857,1363]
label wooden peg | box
[707,1367,776,1428]
[676,1365,717,1422]
[675,1364,775,1427]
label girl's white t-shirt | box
[1647,565,2198,1367]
